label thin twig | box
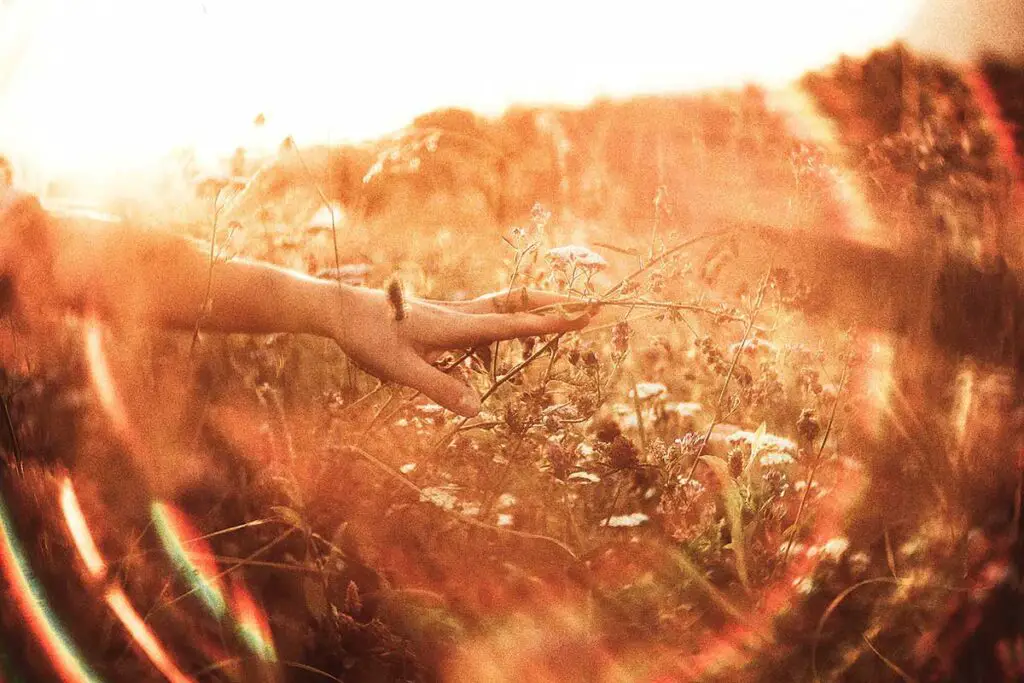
[0,393,22,475]
[810,578,897,683]
[155,526,296,615]
[602,226,738,299]
[679,269,772,498]
[429,334,564,456]
[781,355,851,568]
[530,297,745,323]
[189,189,226,356]
[861,633,918,683]
[343,444,578,562]
[358,387,397,441]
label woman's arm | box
[42,215,590,416]
[51,218,342,336]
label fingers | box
[388,351,482,417]
[425,309,591,348]
[429,288,587,315]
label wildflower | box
[762,468,786,496]
[728,337,778,356]
[664,402,702,418]
[728,447,745,477]
[780,541,806,558]
[530,203,552,231]
[819,537,850,561]
[602,512,649,528]
[607,435,639,469]
[677,477,705,498]
[345,581,362,616]
[612,321,631,354]
[593,417,622,444]
[726,429,798,456]
[760,451,795,467]
[796,408,821,443]
[847,551,871,578]
[792,576,816,595]
[546,245,608,271]
[631,382,668,400]
[417,403,445,416]
[496,493,517,509]
[420,486,459,510]
[306,204,346,233]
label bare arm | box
[51,219,339,336]
[40,214,590,416]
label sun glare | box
[0,0,922,190]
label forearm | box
[49,218,342,337]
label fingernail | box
[457,392,482,417]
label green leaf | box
[302,577,330,623]
[701,455,750,590]
[665,546,747,623]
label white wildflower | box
[665,402,703,418]
[602,512,650,528]
[631,382,668,400]
[496,493,517,509]
[419,486,459,511]
[759,452,795,467]
[546,245,608,271]
[307,204,346,232]
[819,537,850,561]
[728,430,798,456]
[728,337,778,356]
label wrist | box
[314,279,354,341]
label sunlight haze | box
[0,0,931,185]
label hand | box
[329,285,593,416]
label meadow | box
[1,44,1023,682]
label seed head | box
[345,580,362,616]
[796,408,821,443]
[386,276,407,321]
[607,435,639,469]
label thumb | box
[390,352,482,417]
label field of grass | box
[2,44,1024,682]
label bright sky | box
[0,0,924,184]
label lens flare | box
[60,478,196,683]
[59,480,106,579]
[151,501,227,619]
[0,492,101,683]
[103,589,195,683]
[83,320,130,438]
[230,582,278,663]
